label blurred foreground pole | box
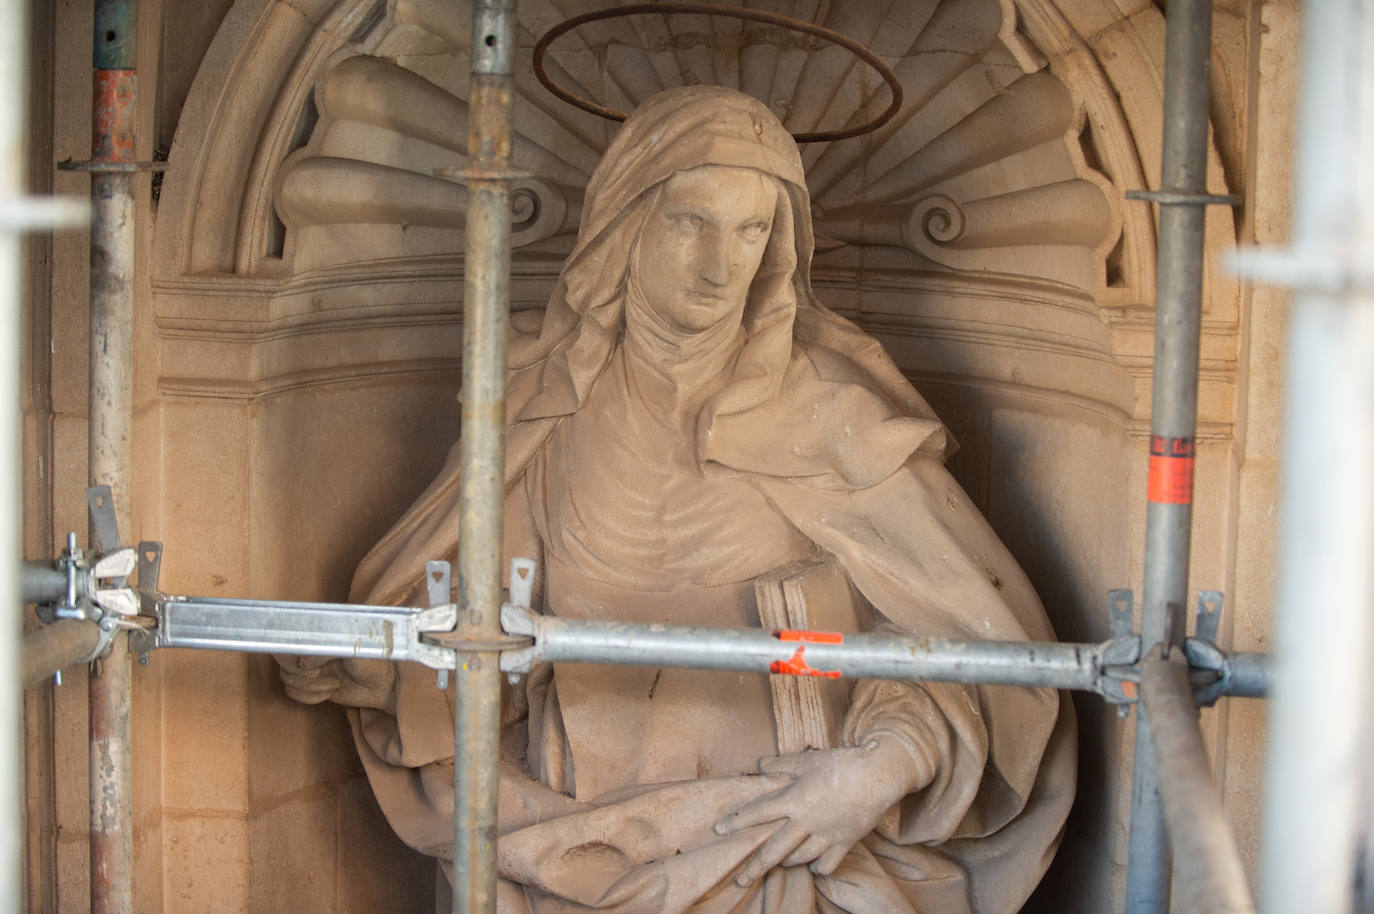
[1257,2,1374,912]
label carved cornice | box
[155,262,1137,428]
[153,0,1241,434]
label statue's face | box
[634,166,776,333]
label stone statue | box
[280,86,1076,914]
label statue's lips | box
[685,290,725,301]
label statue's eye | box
[740,221,770,241]
[671,213,704,234]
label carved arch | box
[159,1,1235,428]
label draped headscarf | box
[352,86,950,605]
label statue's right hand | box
[274,655,397,713]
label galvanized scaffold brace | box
[1119,0,1235,909]
[447,2,518,911]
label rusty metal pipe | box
[452,1,516,912]
[1140,649,1255,914]
[88,0,137,910]
[23,621,101,691]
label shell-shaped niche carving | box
[269,0,1121,295]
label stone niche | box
[109,0,1245,910]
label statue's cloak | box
[341,87,1077,914]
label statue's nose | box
[696,234,732,287]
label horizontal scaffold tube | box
[22,560,69,605]
[22,619,99,689]
[501,605,1113,691]
[139,594,1271,699]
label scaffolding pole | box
[1,0,28,909]
[1253,2,1374,911]
[1123,0,1215,910]
[22,621,99,691]
[1139,649,1253,913]
[87,1,138,911]
[452,1,517,911]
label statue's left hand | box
[713,738,930,886]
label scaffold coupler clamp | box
[126,542,164,666]
[1098,587,1235,714]
[1098,589,1143,715]
[32,532,146,668]
[81,485,157,665]
[420,557,536,690]
[1182,590,1231,706]
[27,487,163,671]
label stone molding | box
[152,0,1239,430]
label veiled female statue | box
[281,86,1076,914]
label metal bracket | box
[129,626,156,666]
[426,558,536,688]
[1182,590,1229,706]
[82,615,123,665]
[1125,189,1242,207]
[1109,589,1134,639]
[434,165,534,183]
[137,541,162,592]
[509,557,535,610]
[86,485,121,557]
[1195,590,1223,643]
[57,157,167,174]
[1100,590,1142,712]
[1183,637,1231,707]
[43,533,85,623]
[427,561,455,690]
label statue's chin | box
[661,297,744,334]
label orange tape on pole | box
[773,629,843,644]
[769,645,842,678]
[1148,435,1195,505]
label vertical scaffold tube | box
[453,1,516,912]
[0,0,28,910]
[1259,3,1374,913]
[1124,1,1214,912]
[88,1,136,911]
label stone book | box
[754,559,864,755]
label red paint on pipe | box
[92,69,135,162]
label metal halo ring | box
[532,3,904,143]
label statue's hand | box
[274,655,397,713]
[714,737,930,886]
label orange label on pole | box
[1147,436,1195,505]
[769,645,842,678]
[773,629,843,644]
